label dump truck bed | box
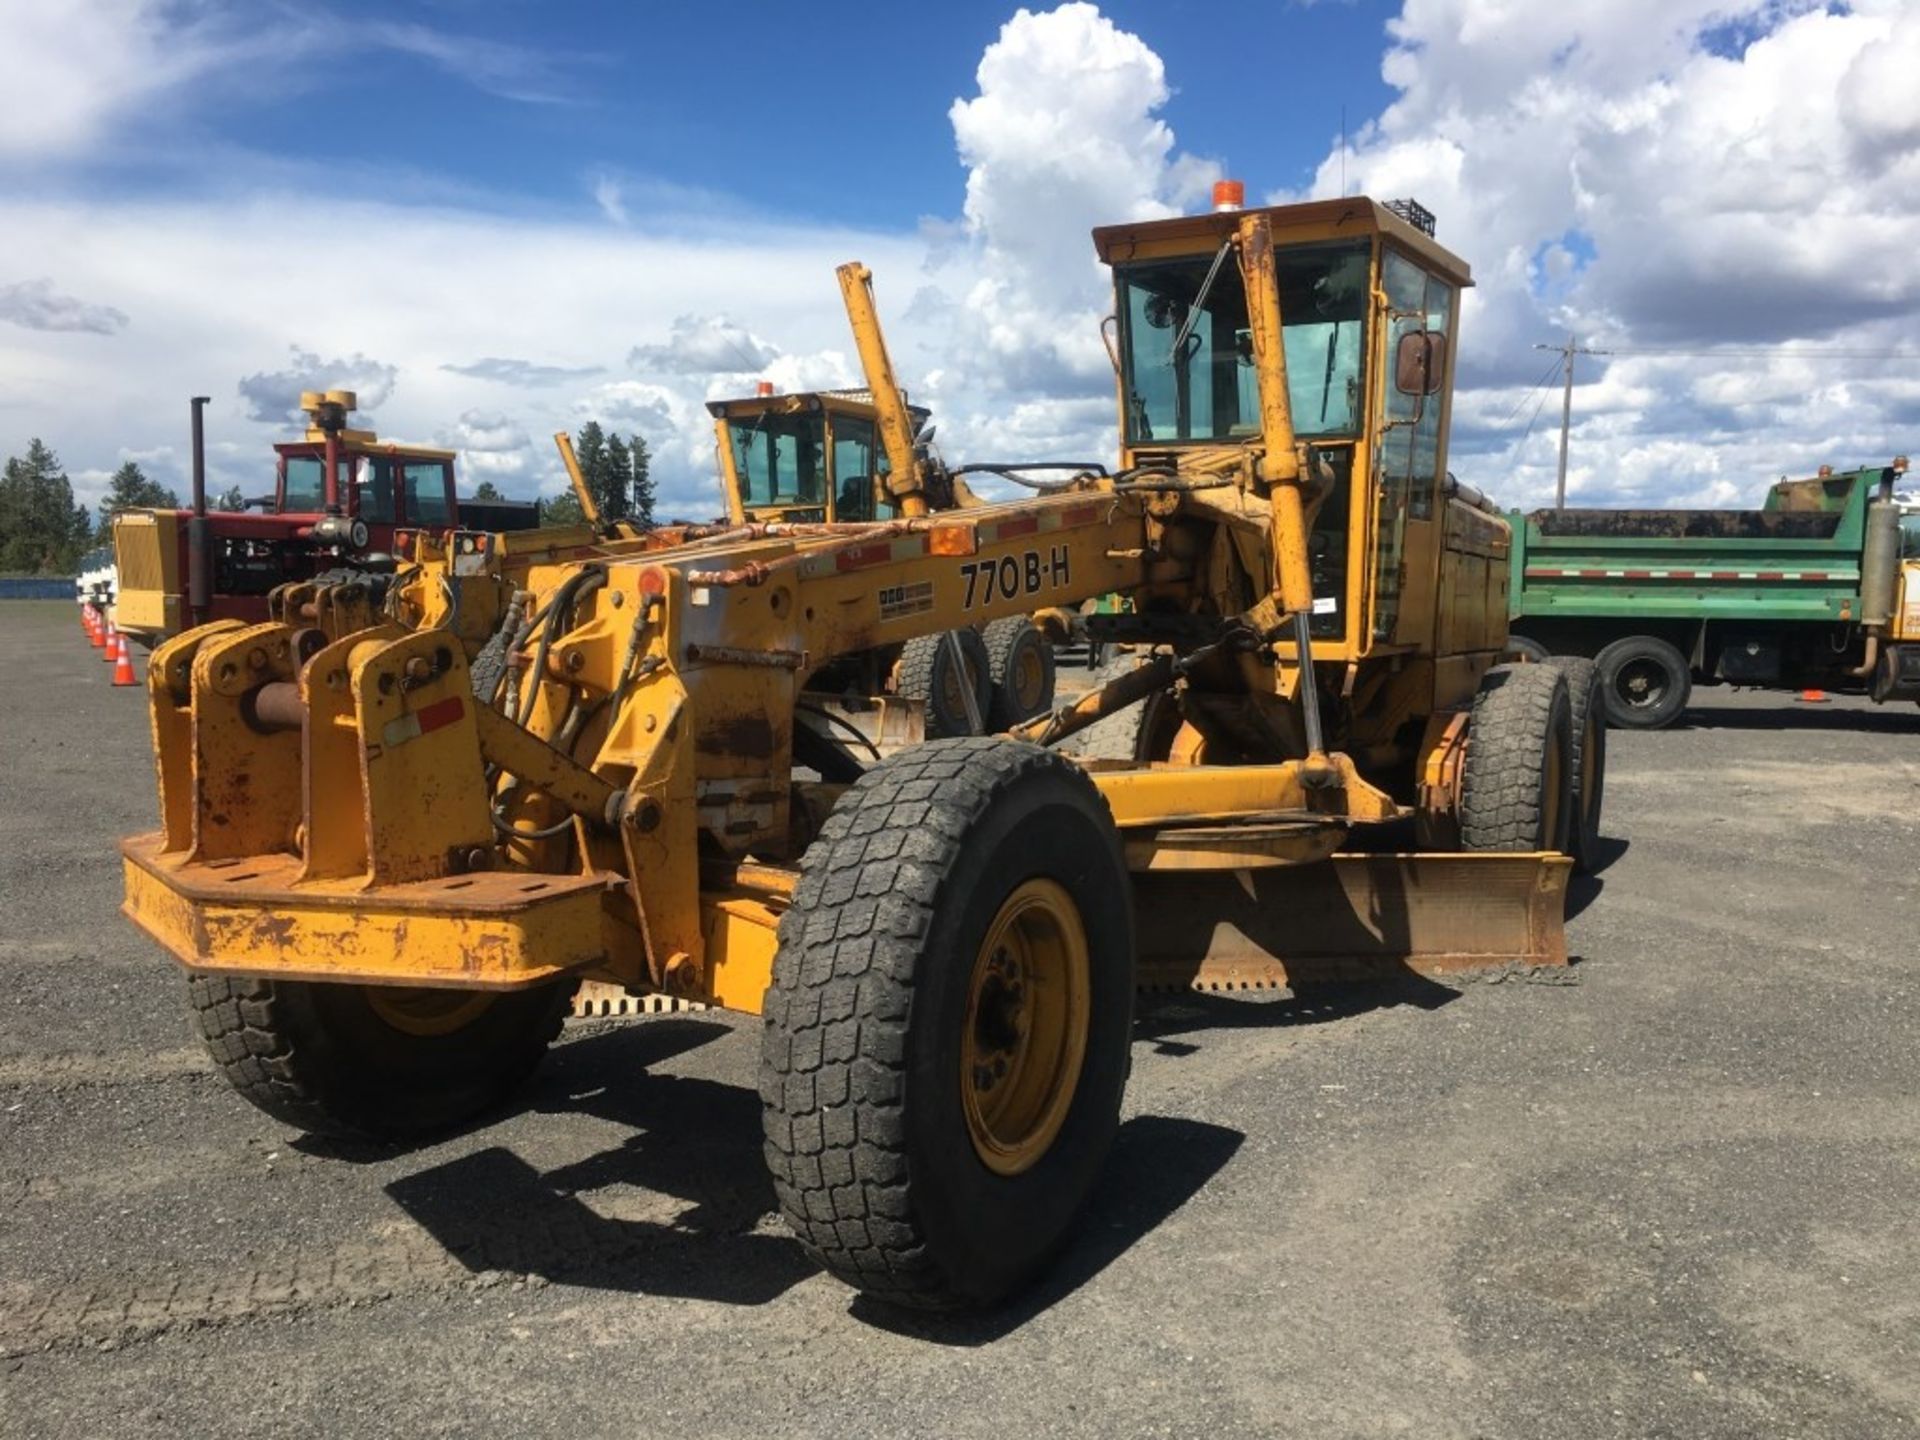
[1506,469,1895,626]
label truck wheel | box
[1461,663,1573,853]
[982,617,1056,728]
[1594,635,1690,729]
[760,737,1135,1309]
[1504,635,1551,663]
[897,629,992,738]
[1544,655,1606,872]
[187,974,573,1141]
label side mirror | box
[1394,329,1447,396]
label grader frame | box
[121,195,1583,1309]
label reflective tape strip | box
[1525,566,1842,582]
[381,694,464,750]
[835,535,929,572]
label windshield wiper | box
[1166,238,1236,367]
[1320,327,1338,425]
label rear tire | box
[1594,635,1690,729]
[1130,686,1185,762]
[982,617,1056,728]
[1504,634,1551,664]
[1460,663,1573,853]
[760,737,1135,1309]
[1544,655,1606,872]
[897,629,992,738]
[187,975,573,1141]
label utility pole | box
[1534,335,1609,508]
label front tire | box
[188,975,573,1140]
[1460,663,1574,853]
[759,738,1135,1309]
[1544,655,1606,872]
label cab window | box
[403,462,451,526]
[732,414,827,514]
[358,456,398,523]
[1116,240,1370,445]
[832,417,889,521]
[282,456,324,511]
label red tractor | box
[112,391,539,644]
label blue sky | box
[157,1,1397,227]
[2,0,1917,518]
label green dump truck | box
[1507,460,1920,728]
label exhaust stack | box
[187,395,211,625]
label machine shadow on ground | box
[1131,977,1458,1058]
[1565,834,1629,921]
[1671,703,1920,734]
[373,1019,1245,1330]
[848,1113,1245,1344]
[381,1019,817,1306]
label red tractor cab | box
[112,391,538,643]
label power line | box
[1582,346,1920,361]
[1495,353,1570,432]
[1517,377,1557,447]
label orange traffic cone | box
[1797,688,1829,703]
[112,632,138,687]
[88,609,106,648]
[100,617,117,661]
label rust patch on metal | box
[698,713,781,759]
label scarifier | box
[120,190,1596,1309]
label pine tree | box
[541,490,586,526]
[602,435,633,522]
[472,480,504,501]
[216,485,247,512]
[630,434,655,528]
[573,421,610,520]
[98,460,179,527]
[0,439,91,574]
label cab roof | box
[705,390,931,424]
[274,436,457,462]
[1092,195,1473,289]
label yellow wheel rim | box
[1012,643,1046,712]
[363,986,495,1037]
[960,878,1091,1176]
[939,647,980,725]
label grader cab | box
[711,388,929,527]
[707,382,1062,733]
[120,192,1600,1310]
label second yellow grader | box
[122,189,1602,1309]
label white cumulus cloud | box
[1292,0,1920,506]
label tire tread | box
[760,736,1109,1307]
[1460,663,1571,851]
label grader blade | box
[1133,852,1571,992]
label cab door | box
[1369,249,1455,648]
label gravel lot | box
[2,598,1916,1439]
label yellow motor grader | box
[707,374,1070,732]
[120,192,1600,1310]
